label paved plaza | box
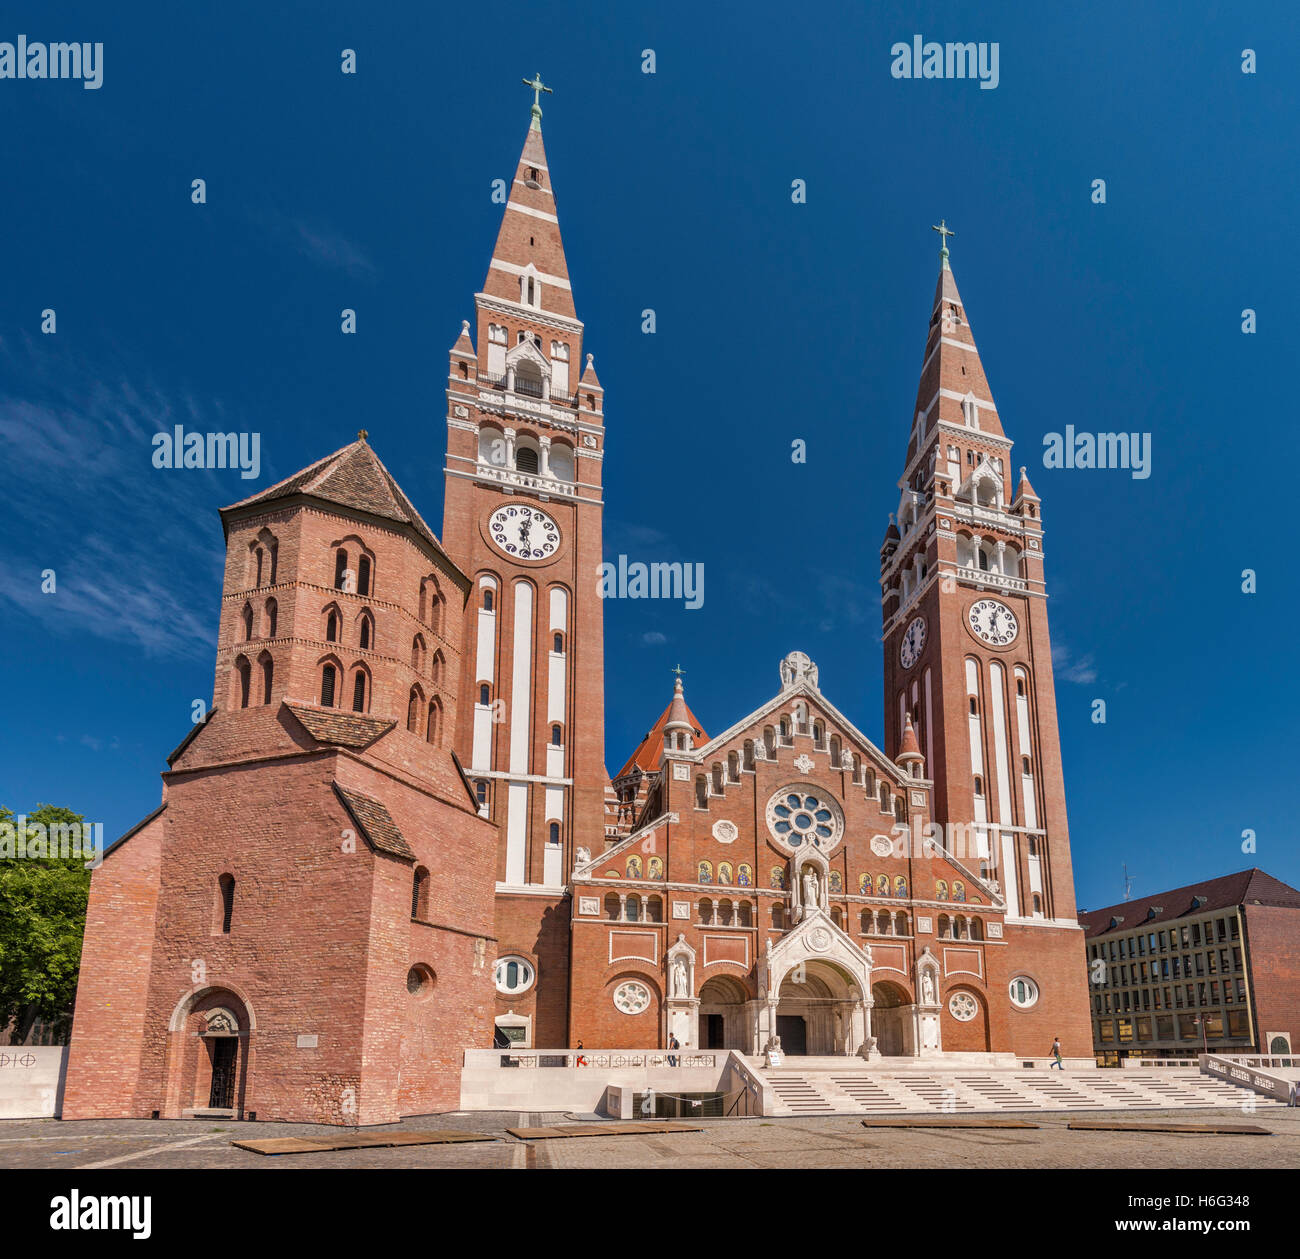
[2,1105,1296,1171]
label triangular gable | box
[573,812,676,880]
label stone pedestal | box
[665,998,700,1051]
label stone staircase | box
[750,1060,1280,1118]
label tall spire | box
[903,226,1007,470]
[478,82,578,323]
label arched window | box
[352,671,367,712]
[549,821,560,845]
[260,654,274,705]
[320,663,337,707]
[516,446,539,473]
[358,612,373,650]
[411,635,425,672]
[431,651,444,684]
[551,724,562,745]
[234,656,251,709]
[483,588,494,612]
[268,541,278,585]
[254,547,264,588]
[475,780,488,809]
[264,598,277,638]
[1022,755,1032,775]
[479,683,490,706]
[326,609,340,642]
[334,549,349,590]
[553,632,564,653]
[219,873,235,934]
[973,774,984,795]
[411,867,430,919]
[426,699,441,745]
[357,555,372,597]
[241,603,254,641]
[407,687,422,733]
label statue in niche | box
[921,970,936,1006]
[671,955,689,998]
[802,867,820,912]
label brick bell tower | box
[879,226,1090,1050]
[440,78,606,1047]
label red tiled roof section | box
[284,702,395,750]
[615,697,708,781]
[223,439,451,562]
[332,784,415,861]
[1079,868,1300,938]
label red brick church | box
[64,90,1092,1125]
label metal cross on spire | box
[522,72,552,126]
[671,663,685,680]
[931,219,955,267]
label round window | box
[407,964,435,1000]
[613,981,651,1015]
[764,785,844,854]
[1008,976,1039,1009]
[494,956,536,995]
[948,992,978,1022]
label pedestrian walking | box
[1050,1036,1064,1069]
[667,1033,680,1068]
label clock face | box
[487,504,561,561]
[967,598,1019,646]
[899,616,926,668]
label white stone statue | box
[671,955,689,998]
[574,846,590,868]
[921,971,936,1006]
[802,867,819,911]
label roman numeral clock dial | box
[967,598,1019,646]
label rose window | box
[613,981,651,1015]
[948,992,978,1022]
[765,786,844,854]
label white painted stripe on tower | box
[923,667,934,769]
[988,661,1013,827]
[510,582,533,773]
[506,782,528,885]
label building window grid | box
[1091,917,1250,1051]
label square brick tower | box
[878,234,1093,1056]
[63,437,498,1124]
[440,92,607,1049]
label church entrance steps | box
[747,1066,1288,1118]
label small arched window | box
[241,603,254,641]
[265,598,278,638]
[411,635,425,671]
[268,541,278,585]
[326,610,340,643]
[553,633,564,653]
[551,724,562,745]
[407,687,421,733]
[357,555,372,597]
[320,664,337,707]
[254,547,265,588]
[549,821,560,845]
[969,696,978,715]
[219,873,235,934]
[411,867,430,919]
[483,589,495,612]
[973,774,984,795]
[427,699,441,745]
[235,656,251,709]
[334,549,349,590]
[352,671,367,712]
[260,655,274,705]
[359,613,372,650]
[1022,755,1032,775]
[475,780,488,808]
[431,651,444,684]
[479,683,491,706]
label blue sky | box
[1,1,1296,911]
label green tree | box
[0,804,93,1043]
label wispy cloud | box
[1052,642,1098,685]
[641,631,667,645]
[0,337,236,659]
[245,207,377,280]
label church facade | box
[64,92,1091,1126]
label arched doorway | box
[775,961,863,1056]
[165,987,252,1118]
[698,976,748,1050]
[871,981,913,1057]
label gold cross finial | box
[522,72,552,125]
